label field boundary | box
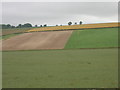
[2,26,118,36]
[27,27,119,32]
[2,47,119,52]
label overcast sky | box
[2,2,118,26]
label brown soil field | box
[2,30,73,51]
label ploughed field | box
[2,31,72,50]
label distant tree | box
[79,21,82,25]
[44,24,47,27]
[40,25,42,27]
[0,24,2,28]
[68,22,72,25]
[35,25,38,27]
[75,22,77,25]
[11,26,15,28]
[56,25,58,26]
[17,24,22,28]
[2,24,14,29]
[2,24,8,29]
[6,24,11,28]
[60,25,62,26]
[23,23,32,27]
[16,23,32,28]
[2,23,33,29]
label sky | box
[2,2,118,26]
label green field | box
[3,48,118,88]
[0,27,33,40]
[0,33,21,40]
[2,27,119,88]
[1,27,33,36]
[65,28,118,49]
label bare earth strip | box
[2,31,73,51]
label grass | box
[65,28,118,49]
[3,48,118,88]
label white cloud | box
[2,2,118,26]
[1,0,119,2]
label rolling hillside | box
[65,28,118,49]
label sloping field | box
[0,33,22,40]
[28,22,119,32]
[2,31,72,51]
[3,49,118,88]
[65,28,118,49]
[1,28,32,36]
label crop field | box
[2,27,119,51]
[65,28,118,49]
[2,48,118,88]
[27,22,119,32]
[2,23,119,88]
[1,28,32,36]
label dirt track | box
[2,31,73,50]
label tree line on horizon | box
[1,21,82,29]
